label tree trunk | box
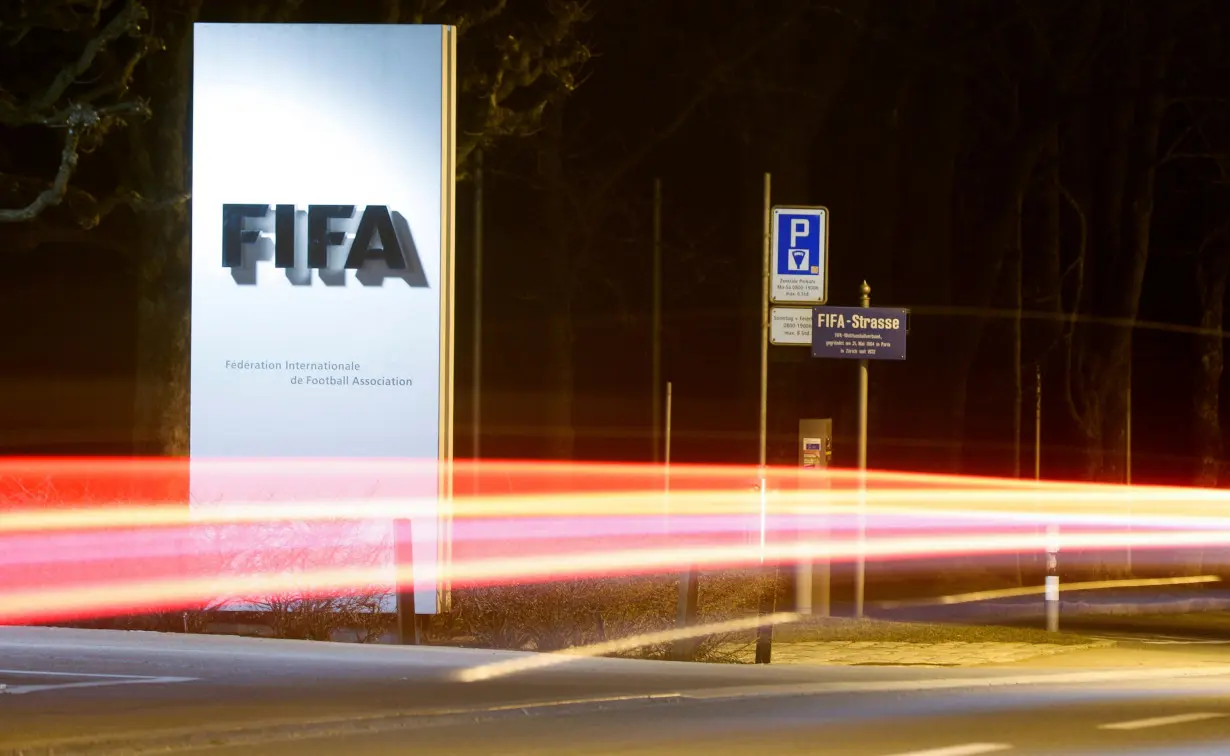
[1012,199,1024,480]
[1192,241,1229,576]
[884,71,962,472]
[539,101,575,460]
[134,217,191,456]
[948,143,1044,472]
[130,2,200,456]
[1194,246,1228,488]
[1069,42,1171,482]
[1028,128,1065,341]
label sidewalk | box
[713,616,1116,666]
[731,639,1113,666]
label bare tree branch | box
[0,118,82,224]
[33,0,148,112]
[457,0,592,164]
[78,33,155,105]
[0,0,156,226]
[454,0,507,35]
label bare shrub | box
[447,569,777,661]
[690,568,778,662]
[205,518,395,642]
[451,577,673,651]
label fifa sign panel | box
[189,23,457,613]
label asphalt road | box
[2,627,1230,755]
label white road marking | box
[1,677,197,695]
[876,575,1222,609]
[453,613,800,682]
[882,744,1011,756]
[1090,634,1230,646]
[683,666,1230,701]
[0,668,196,695]
[1098,712,1227,731]
[0,668,169,679]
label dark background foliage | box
[4,0,1230,488]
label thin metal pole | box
[472,150,484,474]
[855,281,870,619]
[652,179,663,463]
[1046,523,1059,632]
[758,173,770,491]
[395,520,419,645]
[1035,364,1042,575]
[1038,366,1058,631]
[670,382,698,660]
[1125,357,1133,574]
[1126,361,1132,486]
[1012,238,1023,587]
[754,173,774,665]
[665,380,673,519]
[758,171,771,549]
[1035,365,1042,482]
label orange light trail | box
[2,527,1230,624]
[3,460,1230,533]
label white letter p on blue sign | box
[790,218,809,247]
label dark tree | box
[1053,2,1213,481]
[0,0,162,229]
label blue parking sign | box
[776,215,821,275]
[770,206,828,304]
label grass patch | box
[772,617,1097,646]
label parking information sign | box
[810,306,908,360]
[769,306,813,346]
[770,206,828,304]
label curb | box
[879,596,1230,622]
[762,639,1115,667]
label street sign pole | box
[855,281,870,619]
[395,520,419,645]
[763,199,830,660]
[759,173,771,531]
[755,172,774,665]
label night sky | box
[1,0,1228,486]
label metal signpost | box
[759,201,829,660]
[756,195,913,635]
[1036,367,1060,631]
[811,294,908,618]
[768,205,830,581]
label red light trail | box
[0,457,1226,625]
